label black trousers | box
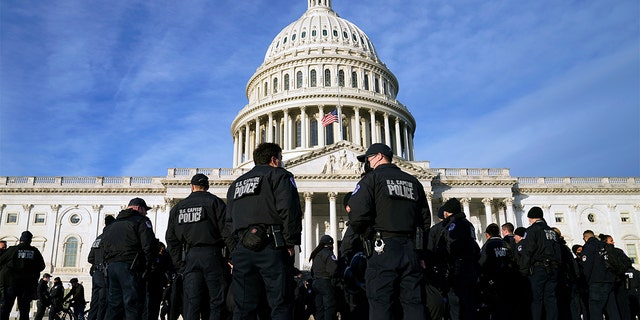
[528,265,558,320]
[88,269,107,320]
[182,246,227,320]
[105,261,145,320]
[313,278,337,320]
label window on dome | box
[283,37,287,44]
[310,119,318,146]
[264,82,268,96]
[326,123,334,145]
[351,72,358,88]
[352,34,357,42]
[322,29,328,37]
[343,31,348,39]
[324,69,331,87]
[273,78,278,94]
[333,30,338,37]
[374,76,380,93]
[292,34,296,41]
[364,73,370,90]
[284,74,290,90]
[302,31,306,38]
[310,70,317,87]
[276,42,279,48]
[63,237,78,267]
[296,71,303,88]
[295,119,302,148]
[312,30,317,37]
[338,70,345,87]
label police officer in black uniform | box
[166,173,228,320]
[310,235,338,320]
[102,197,156,320]
[0,231,46,320]
[223,142,302,320]
[88,215,115,320]
[518,206,561,320]
[580,230,621,320]
[437,197,480,320]
[348,143,430,320]
[479,223,517,320]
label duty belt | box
[379,231,413,239]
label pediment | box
[284,141,434,178]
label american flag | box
[321,109,339,127]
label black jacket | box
[88,229,106,274]
[223,165,302,249]
[348,163,431,236]
[581,237,616,284]
[166,191,226,268]
[102,208,156,270]
[312,247,338,279]
[37,278,51,305]
[518,219,561,275]
[0,242,45,288]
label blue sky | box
[1,0,638,177]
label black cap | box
[320,235,334,245]
[442,198,462,215]
[357,143,393,162]
[20,231,33,243]
[43,273,51,278]
[104,215,116,226]
[527,206,544,219]
[437,206,445,219]
[190,173,209,187]
[514,227,526,237]
[128,197,151,210]
[70,278,78,283]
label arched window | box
[273,78,278,94]
[364,73,369,90]
[374,76,380,93]
[351,72,358,88]
[63,237,79,267]
[325,123,334,145]
[284,74,290,90]
[324,69,331,87]
[295,118,302,148]
[310,70,317,87]
[264,82,268,96]
[296,71,303,88]
[338,70,345,87]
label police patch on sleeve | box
[289,177,297,189]
[331,254,337,261]
[582,255,587,262]
[145,221,153,229]
[448,223,456,232]
[352,184,361,195]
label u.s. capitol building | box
[1,0,639,293]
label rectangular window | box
[554,212,564,224]
[6,213,17,224]
[621,212,630,223]
[626,244,637,264]
[34,213,46,224]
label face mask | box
[363,161,373,174]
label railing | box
[517,177,639,185]
[1,176,162,186]
[435,168,511,177]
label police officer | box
[102,197,156,320]
[64,278,87,320]
[88,215,115,320]
[0,230,46,320]
[310,235,338,320]
[49,276,65,320]
[479,223,517,320]
[34,273,51,320]
[580,230,621,320]
[166,173,228,320]
[437,197,480,320]
[348,143,430,320]
[518,206,561,320]
[223,142,302,320]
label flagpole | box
[337,85,343,141]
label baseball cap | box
[128,197,151,210]
[357,143,393,162]
[190,173,209,187]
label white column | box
[301,106,308,148]
[244,124,251,162]
[517,204,528,227]
[328,192,339,257]
[607,203,618,236]
[318,105,325,147]
[268,112,274,142]
[567,204,579,243]
[403,124,410,159]
[461,198,471,217]
[354,106,361,146]
[383,113,391,146]
[255,117,261,145]
[408,131,414,160]
[238,129,245,164]
[336,105,343,141]
[233,134,238,167]
[283,109,289,150]
[394,117,401,156]
[482,198,493,228]
[304,192,313,263]
[542,204,551,226]
[369,109,376,144]
[504,198,516,225]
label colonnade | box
[232,105,415,167]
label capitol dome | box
[231,0,417,168]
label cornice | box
[515,187,640,195]
[0,187,166,194]
[432,179,518,187]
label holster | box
[269,225,285,248]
